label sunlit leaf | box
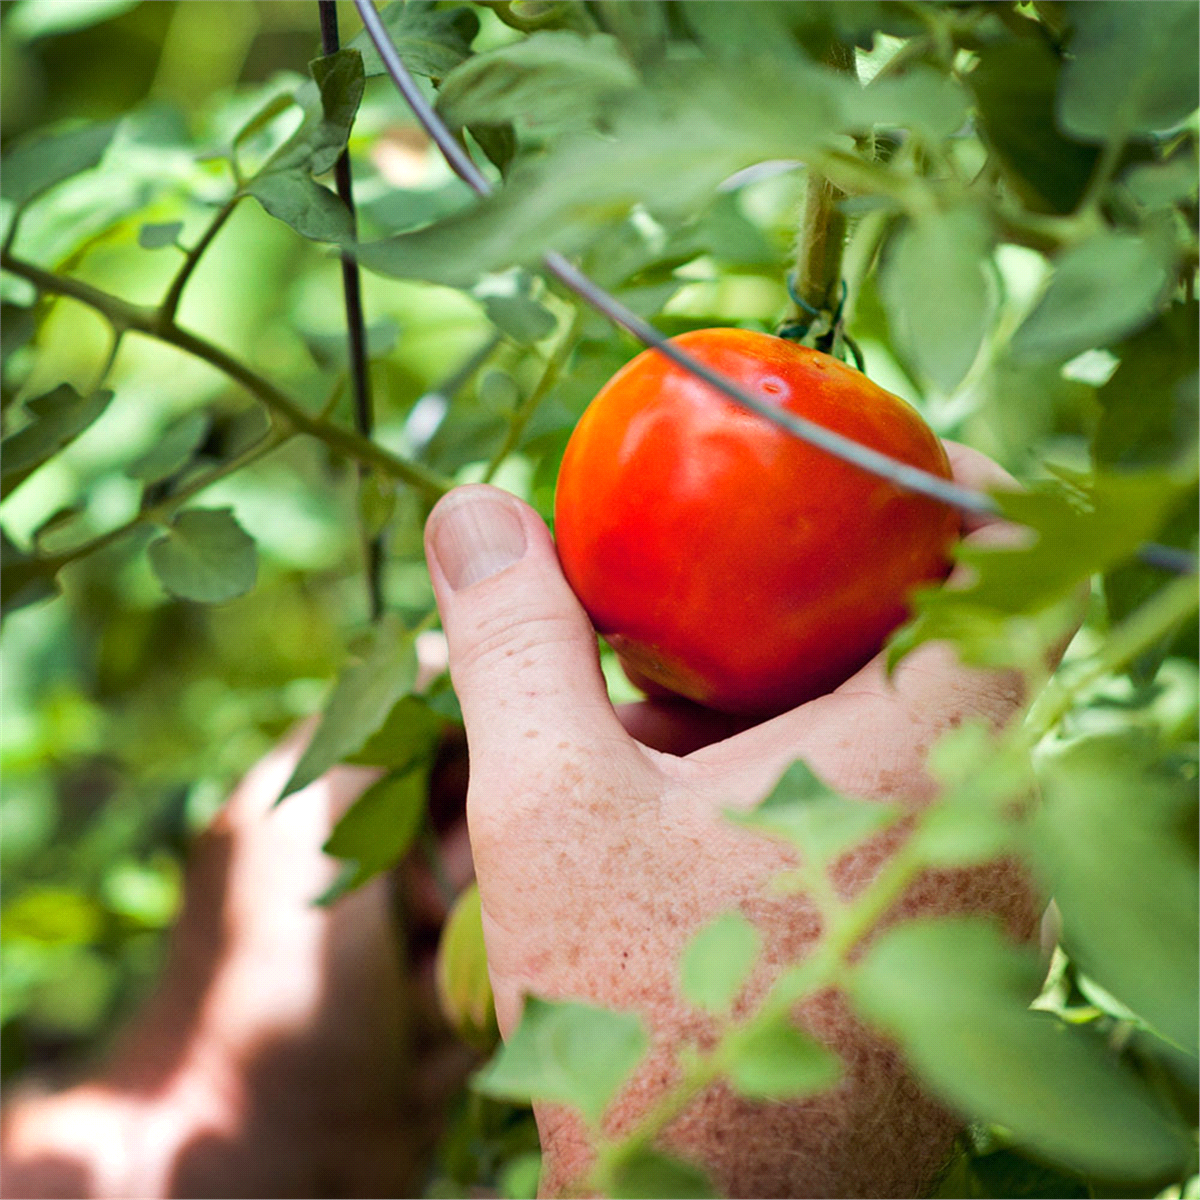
[729,760,901,869]
[723,1016,842,1100]
[436,881,500,1051]
[609,1148,716,1200]
[680,911,760,1016]
[474,997,648,1126]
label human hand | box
[423,443,1053,1198]
[1,638,474,1200]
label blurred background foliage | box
[1,2,1197,1197]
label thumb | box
[424,484,627,761]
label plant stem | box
[785,41,856,338]
[0,250,452,500]
[160,193,241,324]
[42,427,291,573]
[482,308,581,483]
[320,0,384,621]
[1026,572,1200,741]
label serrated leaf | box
[473,997,648,1126]
[1,384,113,497]
[125,411,209,483]
[147,507,257,604]
[279,617,420,799]
[137,221,183,250]
[1011,232,1173,363]
[969,35,1099,215]
[435,882,499,1051]
[1035,735,1199,1056]
[350,0,479,82]
[437,31,637,143]
[1058,1,1200,143]
[729,760,901,869]
[1,120,117,209]
[723,1017,842,1100]
[880,207,992,392]
[321,764,427,896]
[609,1149,716,1200]
[680,911,760,1016]
[850,917,1188,1179]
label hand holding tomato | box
[554,329,959,715]
[423,443,1052,1198]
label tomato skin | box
[553,328,959,717]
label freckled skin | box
[555,328,959,716]
[424,448,1062,1200]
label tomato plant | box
[555,328,958,714]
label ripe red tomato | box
[554,328,959,716]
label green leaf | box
[1093,303,1199,469]
[1035,735,1199,1057]
[303,318,400,371]
[279,616,420,800]
[125,411,209,483]
[880,207,992,392]
[147,507,258,604]
[137,220,183,250]
[680,911,760,1016]
[246,168,352,244]
[321,764,427,895]
[609,1149,716,1200]
[1011,232,1173,363]
[435,881,499,1051]
[350,0,479,82]
[729,760,901,869]
[0,530,59,614]
[969,35,1099,214]
[436,32,637,144]
[246,49,363,244]
[893,470,1192,665]
[724,1016,842,1101]
[850,66,969,142]
[358,56,850,286]
[1,383,112,497]
[850,917,1189,1179]
[343,694,443,769]
[1,120,117,209]
[473,997,648,1126]
[478,294,558,345]
[1058,1,1200,142]
[1124,150,1200,210]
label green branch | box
[0,250,452,500]
[160,193,242,324]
